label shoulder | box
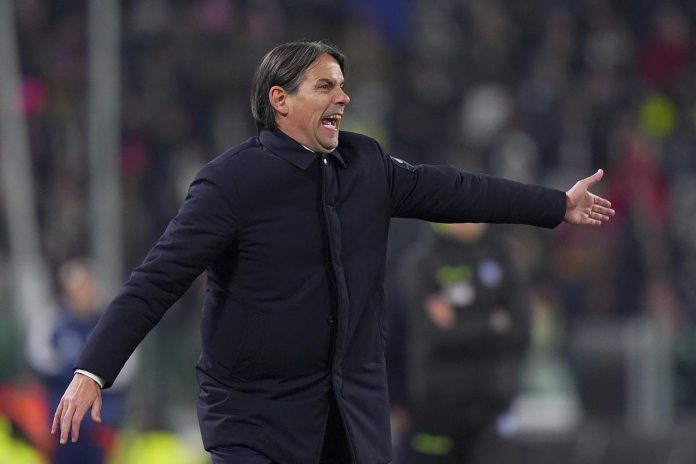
[206,136,260,169]
[194,136,265,183]
[338,131,384,153]
[337,131,392,174]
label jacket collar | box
[259,128,346,170]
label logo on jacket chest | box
[435,259,504,307]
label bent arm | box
[74,166,238,388]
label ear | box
[269,86,289,117]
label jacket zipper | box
[319,154,357,464]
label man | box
[52,40,614,464]
[397,223,530,463]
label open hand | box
[564,169,615,225]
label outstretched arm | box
[564,169,615,225]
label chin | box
[325,137,339,150]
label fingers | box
[51,401,64,435]
[592,204,615,217]
[589,211,611,223]
[591,193,615,222]
[59,402,76,444]
[91,395,103,423]
[52,373,102,444]
[57,400,89,443]
[593,195,612,209]
[70,405,88,443]
[586,201,615,224]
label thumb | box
[91,394,103,423]
[584,168,604,187]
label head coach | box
[52,40,614,464]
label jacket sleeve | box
[385,153,567,228]
[74,166,238,388]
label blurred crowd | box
[1,0,696,462]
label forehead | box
[304,53,344,81]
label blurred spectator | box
[26,260,135,464]
[636,4,694,90]
[394,223,530,464]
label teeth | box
[322,115,341,129]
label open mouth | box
[321,114,341,130]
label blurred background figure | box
[393,223,530,464]
[26,259,135,464]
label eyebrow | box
[316,78,344,87]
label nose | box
[335,87,350,105]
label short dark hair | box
[250,40,348,130]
